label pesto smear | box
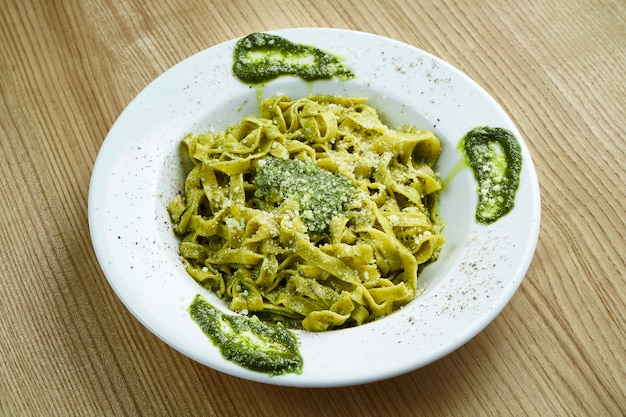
[233,32,354,84]
[459,126,522,224]
[189,294,303,376]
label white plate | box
[89,28,540,387]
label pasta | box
[168,95,445,331]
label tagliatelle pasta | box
[168,95,445,331]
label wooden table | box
[2,0,624,415]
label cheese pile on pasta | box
[168,95,445,331]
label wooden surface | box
[1,0,624,415]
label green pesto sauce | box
[459,126,522,224]
[233,32,355,84]
[254,158,354,234]
[189,294,303,376]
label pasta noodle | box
[168,95,445,331]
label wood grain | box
[1,0,624,416]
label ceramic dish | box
[88,28,540,387]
